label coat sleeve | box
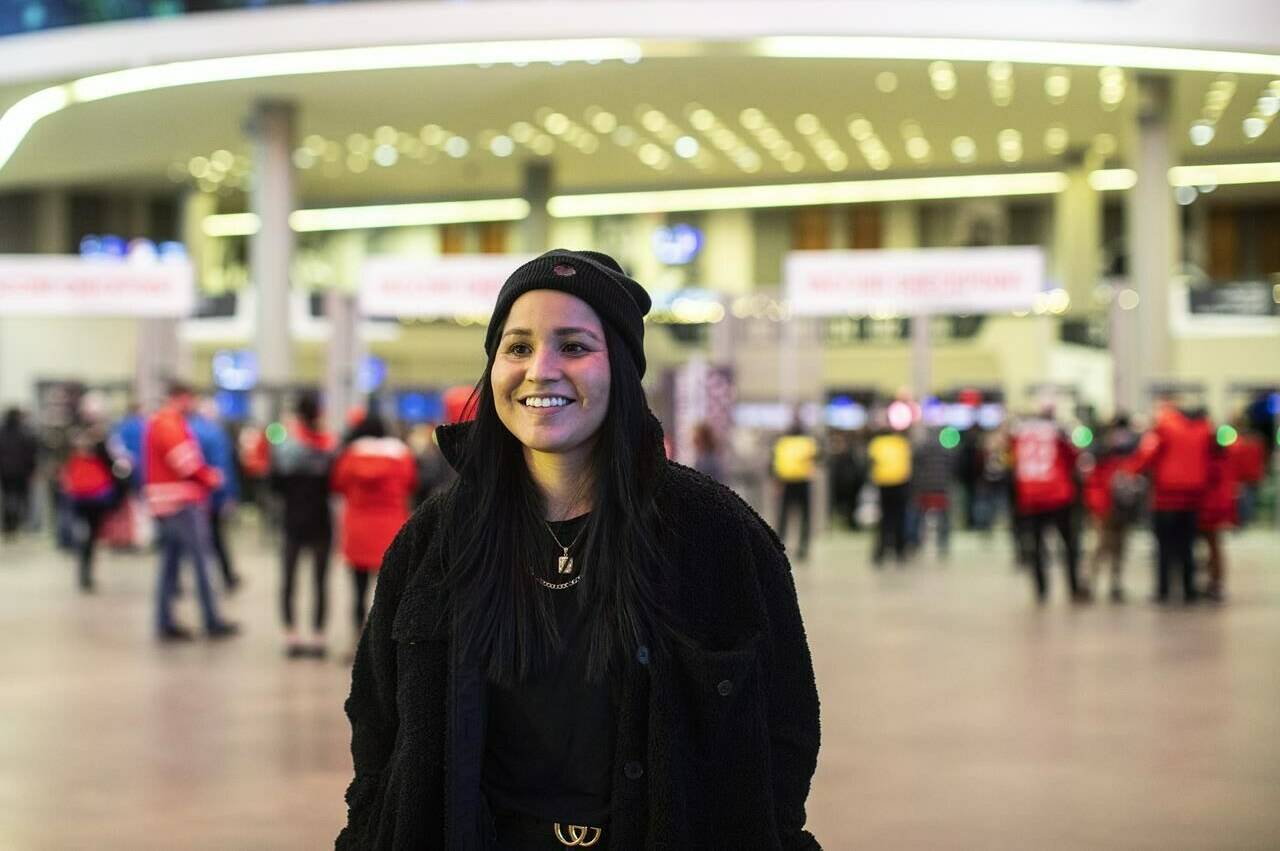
[335,506,426,849]
[747,515,823,851]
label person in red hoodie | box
[1227,420,1266,528]
[1198,444,1237,601]
[1128,400,1215,604]
[59,424,127,592]
[331,412,416,645]
[1011,406,1083,603]
[144,380,238,641]
[1082,415,1141,603]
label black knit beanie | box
[484,249,652,377]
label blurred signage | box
[652,224,703,265]
[785,246,1044,316]
[211,350,258,391]
[0,255,194,317]
[360,255,532,318]
[1187,282,1280,317]
[357,355,387,393]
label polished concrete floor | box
[2,520,1278,850]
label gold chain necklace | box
[535,514,586,588]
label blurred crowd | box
[0,382,454,656]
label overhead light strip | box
[0,38,643,174]
[203,197,530,236]
[756,37,1280,75]
[547,172,1069,217]
[1169,161,1280,186]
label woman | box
[331,414,417,644]
[337,250,821,850]
[59,423,128,592]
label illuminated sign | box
[211,350,258,391]
[652,224,703,265]
[0,254,194,317]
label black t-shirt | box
[482,515,615,825]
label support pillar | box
[520,160,552,254]
[1125,75,1178,414]
[1053,149,1102,314]
[248,100,296,388]
[882,203,931,402]
[33,190,68,254]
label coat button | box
[624,761,644,780]
[716,679,734,697]
[636,645,650,665]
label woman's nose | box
[526,347,562,381]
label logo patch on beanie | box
[552,264,576,277]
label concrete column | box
[325,291,362,438]
[1053,149,1102,313]
[1126,75,1178,410]
[247,100,296,387]
[520,160,552,254]
[882,202,919,250]
[882,203,932,401]
[701,209,755,296]
[33,190,69,254]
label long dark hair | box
[440,323,667,686]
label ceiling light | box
[211,149,234,170]
[443,136,470,158]
[1170,161,1280,186]
[577,134,600,154]
[290,198,530,232]
[847,116,873,141]
[1257,94,1280,118]
[688,108,715,131]
[419,125,444,146]
[638,143,663,166]
[997,129,1022,163]
[544,112,570,135]
[987,61,1013,81]
[825,151,849,171]
[547,171,1070,218]
[1189,122,1215,146]
[188,155,209,178]
[740,108,765,130]
[1175,185,1198,206]
[531,134,555,155]
[1088,168,1136,191]
[951,136,977,163]
[612,126,637,147]
[929,61,958,98]
[674,136,700,158]
[783,152,806,172]
[374,125,397,146]
[1045,67,1071,103]
[1093,133,1118,157]
[589,111,617,134]
[347,133,371,154]
[1044,125,1069,155]
[509,122,535,143]
[489,135,515,157]
[641,110,668,133]
[1242,116,1267,139]
[795,113,821,135]
[905,137,931,161]
[372,144,398,167]
[875,71,898,93]
[346,153,368,173]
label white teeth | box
[524,397,569,408]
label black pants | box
[282,530,331,631]
[1153,510,1198,602]
[874,484,909,564]
[71,500,110,588]
[351,567,373,632]
[208,505,238,588]
[1026,506,1081,600]
[492,808,610,851]
[777,481,811,558]
[2,475,32,536]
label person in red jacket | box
[144,381,238,641]
[1011,408,1083,603]
[59,424,127,592]
[1199,443,1237,601]
[1128,401,1215,604]
[331,413,416,643]
[1082,415,1141,603]
[1227,422,1266,527]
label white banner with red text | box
[784,246,1045,316]
[0,255,195,317]
[359,254,532,318]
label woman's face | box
[491,290,611,459]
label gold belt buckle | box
[553,822,602,847]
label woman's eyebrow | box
[501,327,602,342]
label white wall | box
[0,316,138,406]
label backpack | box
[1109,470,1147,524]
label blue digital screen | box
[215,390,251,422]
[397,392,443,424]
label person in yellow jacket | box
[772,415,820,560]
[868,425,913,566]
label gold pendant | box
[558,553,574,575]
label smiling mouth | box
[519,396,576,409]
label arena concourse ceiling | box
[0,29,1278,207]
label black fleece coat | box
[337,419,822,850]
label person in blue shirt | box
[111,403,147,493]
[190,398,241,592]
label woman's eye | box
[506,343,532,356]
[562,342,588,354]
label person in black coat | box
[0,407,39,537]
[337,249,822,850]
